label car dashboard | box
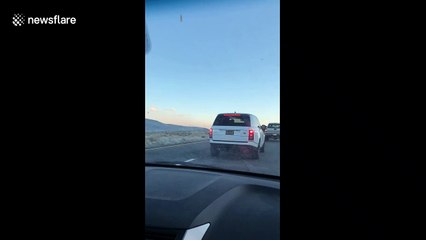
[145,166,280,240]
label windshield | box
[268,124,280,128]
[213,114,251,127]
[145,0,280,177]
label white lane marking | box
[184,158,196,162]
[145,140,208,151]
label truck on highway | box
[265,123,280,141]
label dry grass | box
[145,130,209,148]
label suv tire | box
[210,145,219,157]
[251,144,260,159]
[260,141,265,153]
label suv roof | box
[218,113,252,115]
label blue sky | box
[146,0,280,128]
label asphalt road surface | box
[145,140,280,176]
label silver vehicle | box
[265,123,280,141]
[209,113,266,159]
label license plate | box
[226,130,234,135]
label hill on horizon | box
[145,119,208,132]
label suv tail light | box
[248,129,254,140]
[209,128,213,138]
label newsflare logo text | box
[12,13,77,27]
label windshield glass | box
[268,124,280,128]
[213,114,251,127]
[145,0,280,177]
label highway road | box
[145,140,280,176]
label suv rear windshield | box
[213,114,251,127]
[268,124,280,128]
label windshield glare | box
[145,0,280,177]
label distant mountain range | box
[145,119,208,132]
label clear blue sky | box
[146,0,280,128]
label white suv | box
[209,113,266,159]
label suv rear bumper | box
[210,140,257,149]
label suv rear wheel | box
[251,144,260,159]
[210,144,219,157]
[260,141,265,153]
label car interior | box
[145,165,279,240]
